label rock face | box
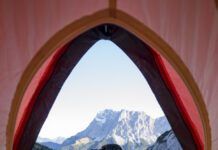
[38,109,176,150]
[147,130,182,150]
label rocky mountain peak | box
[38,109,181,150]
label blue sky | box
[38,40,164,139]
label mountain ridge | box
[39,109,173,149]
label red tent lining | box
[154,53,203,148]
[14,45,69,149]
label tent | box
[0,0,217,149]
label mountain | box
[33,143,52,150]
[41,109,171,150]
[36,137,66,149]
[39,142,61,150]
[37,137,66,144]
[147,130,182,150]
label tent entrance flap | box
[14,24,201,150]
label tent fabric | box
[0,0,217,149]
[0,1,108,148]
[154,54,203,147]
[14,45,69,149]
[157,56,205,144]
[118,1,218,147]
[15,25,198,149]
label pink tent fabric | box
[0,0,217,149]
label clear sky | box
[38,40,164,139]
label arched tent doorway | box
[7,9,210,150]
